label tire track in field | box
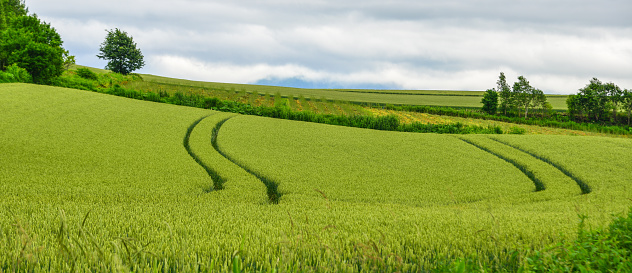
[211,116,281,204]
[459,137,546,192]
[488,137,591,194]
[183,114,226,191]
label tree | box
[531,88,547,117]
[97,28,145,75]
[576,78,610,122]
[481,89,498,115]
[496,72,512,115]
[509,76,548,119]
[0,14,67,83]
[622,89,632,126]
[604,82,623,123]
[512,76,531,118]
[0,0,27,31]
[566,94,583,122]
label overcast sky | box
[28,0,632,94]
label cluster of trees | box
[0,0,73,84]
[481,73,632,127]
[481,72,549,118]
[567,78,632,125]
[1,0,144,84]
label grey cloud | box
[27,0,632,93]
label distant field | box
[135,73,569,110]
[2,83,627,271]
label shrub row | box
[99,84,504,134]
[384,104,632,135]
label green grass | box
[1,83,630,271]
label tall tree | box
[512,76,539,118]
[496,72,512,115]
[97,28,145,75]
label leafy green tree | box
[566,78,625,123]
[0,14,67,83]
[622,89,632,126]
[566,94,583,122]
[481,89,498,115]
[97,28,145,75]
[0,63,31,83]
[577,78,610,122]
[509,76,548,119]
[512,77,528,117]
[496,72,512,115]
[531,88,547,117]
[0,0,27,31]
[604,82,623,123]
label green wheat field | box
[0,83,630,271]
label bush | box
[75,67,98,80]
[0,71,15,83]
[508,126,526,134]
[0,64,32,83]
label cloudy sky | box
[28,0,631,94]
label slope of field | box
[217,115,538,207]
[0,83,628,271]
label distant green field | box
[136,73,569,110]
[1,83,627,271]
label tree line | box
[481,72,550,118]
[482,73,632,126]
[567,78,632,125]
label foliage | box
[0,63,30,83]
[623,89,632,126]
[481,88,498,115]
[497,72,512,115]
[486,73,548,119]
[512,76,547,118]
[50,67,141,91]
[508,126,526,134]
[389,104,631,136]
[0,0,27,32]
[0,13,67,84]
[567,78,626,124]
[97,28,145,75]
[75,67,98,80]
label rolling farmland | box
[126,73,570,110]
[1,83,630,271]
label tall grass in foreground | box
[2,84,632,271]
